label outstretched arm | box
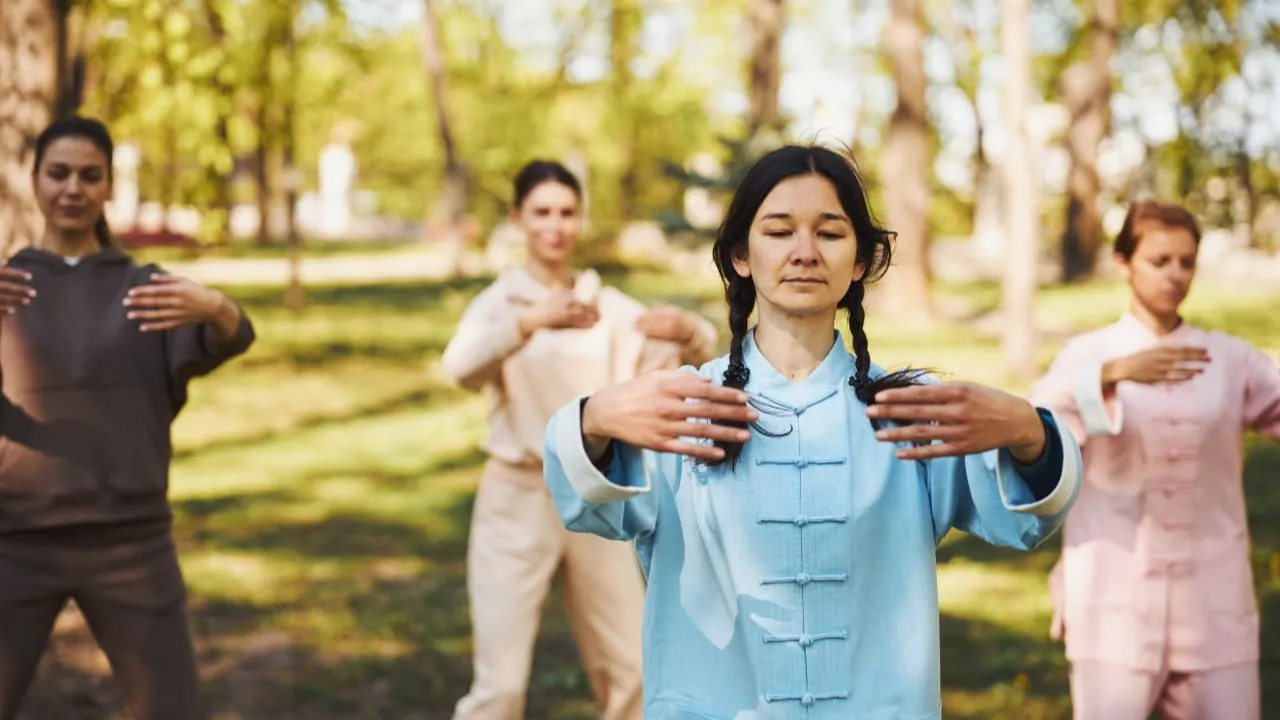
[867,382,1082,548]
[545,370,757,541]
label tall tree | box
[747,0,784,140]
[1000,0,1038,378]
[1058,0,1118,282]
[420,0,469,277]
[0,0,66,253]
[880,0,932,324]
[610,0,642,222]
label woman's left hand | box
[866,382,1045,462]
[124,273,228,332]
[636,305,695,344]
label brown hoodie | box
[0,247,255,532]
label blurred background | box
[0,0,1277,717]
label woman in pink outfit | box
[1030,199,1280,720]
[440,160,718,720]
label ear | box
[730,243,751,279]
[508,206,521,223]
[850,259,866,284]
[1113,252,1130,282]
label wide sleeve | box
[925,408,1082,549]
[165,299,255,384]
[1240,341,1280,438]
[439,282,527,392]
[1028,335,1123,445]
[543,396,669,543]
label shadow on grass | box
[20,459,599,720]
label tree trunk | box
[878,0,932,325]
[203,0,233,246]
[420,0,469,278]
[282,18,303,312]
[1000,0,1038,378]
[747,0,784,140]
[0,0,61,253]
[1058,0,1117,282]
[254,60,272,247]
[611,0,641,222]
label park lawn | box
[19,273,1279,720]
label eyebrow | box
[761,212,850,223]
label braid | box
[709,276,755,467]
[841,281,931,430]
[846,282,873,402]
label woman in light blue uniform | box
[541,145,1083,719]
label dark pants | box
[0,520,200,719]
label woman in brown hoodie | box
[0,116,254,719]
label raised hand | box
[866,382,1046,463]
[581,370,759,461]
[514,289,599,336]
[635,305,697,344]
[1102,346,1210,387]
[0,264,35,314]
[123,273,228,332]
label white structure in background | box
[316,142,356,238]
[106,142,141,230]
[683,153,723,231]
[617,221,668,264]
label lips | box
[783,278,825,284]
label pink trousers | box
[1070,660,1259,720]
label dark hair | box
[512,159,582,209]
[709,144,929,467]
[33,116,115,249]
[1113,199,1201,260]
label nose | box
[789,230,819,264]
[64,174,82,196]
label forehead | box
[523,181,578,207]
[755,174,844,220]
[40,137,109,169]
[1135,224,1198,256]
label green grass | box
[18,272,1280,719]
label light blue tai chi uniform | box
[544,330,1082,719]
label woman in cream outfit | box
[441,160,718,719]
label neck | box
[525,257,574,289]
[1128,300,1182,336]
[752,304,838,383]
[39,230,101,259]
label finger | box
[1163,346,1211,360]
[126,284,179,298]
[0,268,33,282]
[0,282,35,298]
[138,319,188,332]
[662,378,750,404]
[657,439,726,461]
[874,423,964,443]
[667,420,752,443]
[866,403,964,422]
[147,273,182,283]
[873,384,962,404]
[1164,370,1202,382]
[124,292,182,308]
[893,442,967,461]
[673,402,759,423]
[127,308,186,321]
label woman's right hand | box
[516,289,599,336]
[581,370,758,461]
[0,264,35,313]
[1102,346,1210,388]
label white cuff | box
[996,409,1082,517]
[1073,361,1123,436]
[553,398,651,504]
